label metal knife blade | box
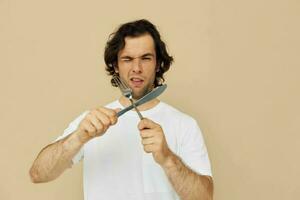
[117,84,167,117]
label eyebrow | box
[141,53,155,57]
[120,53,155,59]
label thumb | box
[114,108,122,113]
[110,108,121,125]
[138,118,156,130]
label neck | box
[118,96,160,111]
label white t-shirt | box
[56,100,212,200]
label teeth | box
[132,78,142,81]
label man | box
[29,19,213,200]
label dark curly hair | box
[104,19,174,87]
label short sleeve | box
[54,111,89,165]
[178,118,212,177]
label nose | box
[132,58,142,73]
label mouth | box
[129,77,144,88]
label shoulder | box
[104,100,121,109]
[159,102,197,125]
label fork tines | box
[112,75,132,98]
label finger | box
[138,118,157,130]
[82,121,97,135]
[93,111,111,128]
[111,108,121,124]
[97,107,116,117]
[97,107,119,125]
[114,108,122,113]
[143,144,154,153]
[141,137,155,145]
[88,114,105,132]
[140,129,155,139]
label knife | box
[117,84,167,117]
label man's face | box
[117,34,157,99]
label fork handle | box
[116,100,143,119]
[129,98,144,120]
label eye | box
[122,58,132,62]
[142,57,151,60]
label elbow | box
[29,167,45,183]
[29,167,40,183]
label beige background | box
[1,0,299,199]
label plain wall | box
[1,0,299,199]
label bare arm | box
[138,118,213,200]
[29,107,118,183]
[29,129,90,183]
[162,153,213,200]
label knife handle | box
[117,104,133,117]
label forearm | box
[29,130,89,183]
[162,153,213,200]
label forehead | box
[118,34,156,57]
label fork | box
[112,75,144,120]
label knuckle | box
[111,109,117,116]
[111,117,117,125]
[106,108,115,115]
[103,119,111,126]
[111,111,118,118]
[97,122,104,129]
[101,125,108,131]
[87,127,95,133]
[91,125,97,132]
[93,123,100,131]
[143,147,149,152]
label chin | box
[132,92,145,100]
[132,88,149,99]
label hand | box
[77,107,120,143]
[138,118,173,167]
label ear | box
[114,64,119,73]
[156,62,161,72]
